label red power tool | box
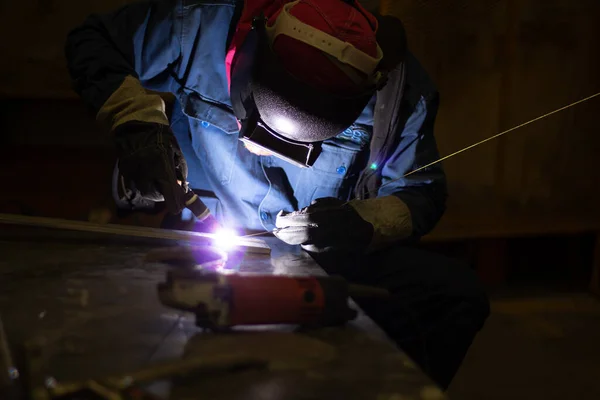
[157,267,373,329]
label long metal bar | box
[0,213,270,254]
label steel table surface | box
[0,226,446,400]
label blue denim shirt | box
[66,0,447,235]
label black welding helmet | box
[230,1,385,168]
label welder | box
[65,0,489,389]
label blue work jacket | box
[66,0,447,235]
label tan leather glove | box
[348,195,413,252]
[97,75,173,129]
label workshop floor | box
[448,287,600,400]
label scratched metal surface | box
[0,226,445,400]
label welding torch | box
[182,189,219,230]
[115,157,220,231]
[152,187,221,233]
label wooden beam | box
[0,213,271,255]
[423,212,600,242]
[590,233,600,296]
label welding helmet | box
[230,0,386,168]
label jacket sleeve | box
[378,56,448,237]
[65,0,181,113]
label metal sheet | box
[0,226,446,399]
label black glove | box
[114,121,189,215]
[274,197,374,254]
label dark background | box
[1,0,600,398]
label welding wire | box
[258,92,600,238]
[380,91,600,188]
[241,230,277,238]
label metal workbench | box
[0,226,446,399]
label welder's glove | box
[274,196,413,254]
[114,122,189,215]
[98,76,189,215]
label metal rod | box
[0,213,270,254]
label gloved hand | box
[274,196,413,254]
[98,75,188,215]
[114,121,189,215]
